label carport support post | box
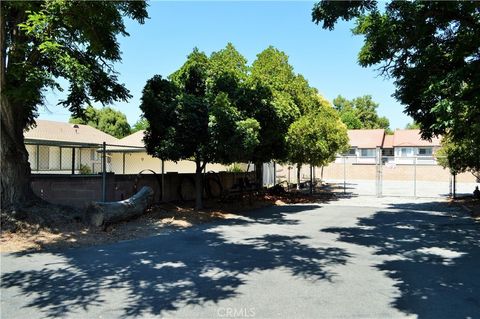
[122,152,126,174]
[71,147,76,175]
[102,142,106,202]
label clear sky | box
[41,1,413,130]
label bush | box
[226,163,245,173]
[79,164,92,175]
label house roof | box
[393,129,441,147]
[104,130,146,152]
[24,120,120,146]
[347,129,385,148]
[383,135,394,148]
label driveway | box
[1,197,479,318]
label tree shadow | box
[1,204,349,318]
[322,201,480,318]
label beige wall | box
[109,152,234,175]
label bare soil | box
[450,195,480,219]
[1,191,335,253]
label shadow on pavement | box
[1,204,349,318]
[323,201,480,318]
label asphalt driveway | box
[1,197,479,318]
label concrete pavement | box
[1,197,479,318]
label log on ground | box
[86,186,154,227]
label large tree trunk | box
[255,161,263,189]
[194,161,204,210]
[0,99,36,212]
[1,9,37,212]
[86,186,154,227]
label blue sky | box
[41,1,413,130]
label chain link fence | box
[273,152,479,198]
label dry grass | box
[0,191,335,253]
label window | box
[347,148,356,156]
[417,148,432,156]
[360,149,375,157]
[90,149,98,161]
[398,147,414,157]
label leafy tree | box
[131,117,149,133]
[1,1,147,210]
[312,1,480,164]
[405,122,421,129]
[70,105,131,138]
[286,97,349,191]
[436,134,480,180]
[140,49,260,210]
[333,95,390,131]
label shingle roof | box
[24,120,120,146]
[347,129,385,148]
[393,129,441,147]
[104,130,146,152]
[383,135,394,148]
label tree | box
[131,117,149,133]
[405,122,420,129]
[140,49,260,210]
[70,105,131,138]
[436,134,480,180]
[1,1,148,211]
[333,95,390,131]
[312,1,480,162]
[286,97,349,191]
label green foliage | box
[333,95,390,131]
[226,163,245,173]
[405,122,421,129]
[312,1,480,169]
[132,117,149,133]
[2,0,148,128]
[70,105,131,138]
[286,102,349,167]
[140,47,260,167]
[436,134,480,179]
[79,164,92,175]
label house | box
[338,129,385,164]
[391,129,441,164]
[25,120,120,174]
[25,120,234,175]
[337,128,441,165]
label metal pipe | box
[343,156,346,194]
[161,159,165,201]
[71,147,76,175]
[102,142,107,202]
[413,156,417,198]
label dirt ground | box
[1,191,335,253]
[451,195,480,219]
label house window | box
[417,147,432,156]
[398,147,414,157]
[360,149,375,157]
[90,149,98,161]
[347,148,356,156]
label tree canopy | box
[1,0,148,210]
[70,105,131,138]
[333,95,391,132]
[312,0,480,171]
[140,47,260,209]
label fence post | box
[376,147,382,198]
[343,156,346,194]
[453,173,456,199]
[273,161,276,185]
[413,156,417,198]
[161,159,165,201]
[102,142,106,202]
[71,147,76,175]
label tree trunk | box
[86,186,154,227]
[0,99,36,212]
[296,163,301,190]
[194,160,205,210]
[255,161,263,189]
[309,164,313,195]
